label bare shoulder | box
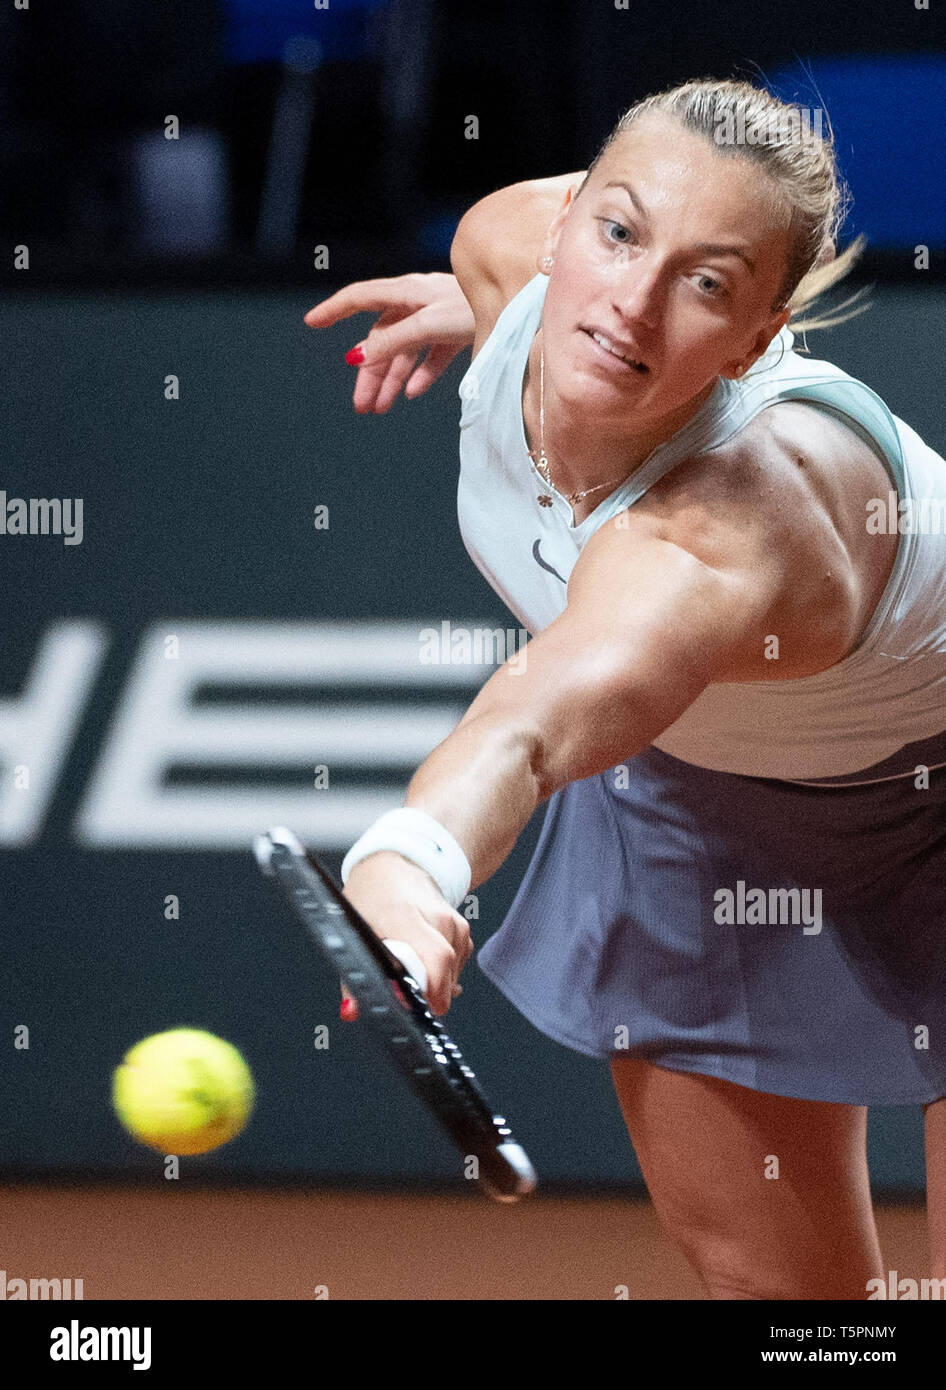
[623,400,900,678]
[450,172,585,359]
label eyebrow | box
[603,181,757,274]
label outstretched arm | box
[401,507,781,883]
[342,494,805,1017]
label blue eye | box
[598,218,634,245]
[597,219,729,298]
[695,273,725,297]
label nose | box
[611,260,663,333]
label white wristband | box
[340,807,472,910]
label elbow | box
[525,728,558,805]
[525,720,616,803]
[492,714,553,807]
[511,718,550,803]
[526,694,658,799]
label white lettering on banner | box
[73,622,480,849]
[0,622,109,844]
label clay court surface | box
[1,1184,929,1300]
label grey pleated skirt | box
[476,727,946,1105]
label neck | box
[522,329,718,496]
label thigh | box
[610,1056,883,1299]
[924,1096,946,1280]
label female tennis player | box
[305,78,946,1300]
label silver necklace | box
[528,342,629,509]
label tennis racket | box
[253,826,537,1202]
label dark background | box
[2,0,945,281]
[2,2,944,1197]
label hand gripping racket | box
[253,826,537,1202]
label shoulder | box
[451,173,584,357]
[576,401,897,679]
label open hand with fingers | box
[338,850,473,1021]
[304,272,475,413]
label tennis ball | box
[112,1028,254,1156]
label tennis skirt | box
[476,726,946,1105]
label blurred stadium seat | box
[224,0,391,66]
[769,56,946,250]
[224,0,438,255]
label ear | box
[749,304,792,365]
[723,305,792,379]
[536,183,579,274]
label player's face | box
[541,113,794,425]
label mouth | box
[581,328,650,375]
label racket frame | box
[254,826,537,1202]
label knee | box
[656,1215,783,1299]
[652,1205,871,1301]
[644,1190,764,1296]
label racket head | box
[253,826,537,1201]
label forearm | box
[404,712,544,889]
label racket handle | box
[383,939,429,995]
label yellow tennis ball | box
[112,1028,255,1156]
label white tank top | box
[456,272,946,779]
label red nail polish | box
[345,346,365,366]
[340,997,357,1020]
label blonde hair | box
[579,77,870,337]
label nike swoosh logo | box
[532,538,567,584]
